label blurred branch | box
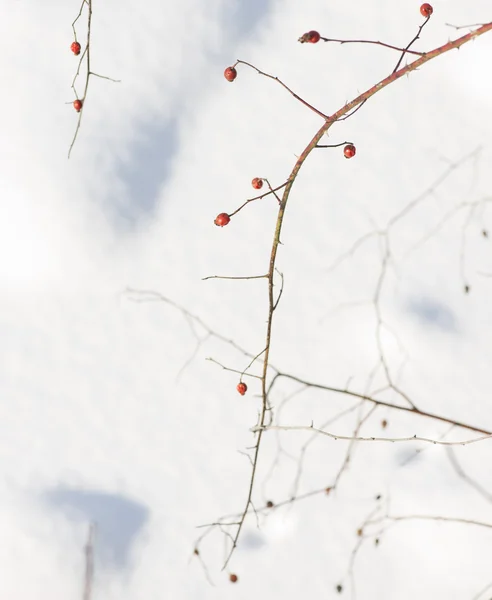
[82,522,96,600]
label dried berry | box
[299,30,321,44]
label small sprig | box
[68,0,120,158]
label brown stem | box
[271,372,491,436]
[236,60,328,119]
[321,37,425,57]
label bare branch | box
[235,60,328,119]
[321,37,425,57]
[252,423,492,447]
[82,522,96,600]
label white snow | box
[1,0,491,598]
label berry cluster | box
[70,42,83,112]
[213,5,443,396]
[214,177,266,227]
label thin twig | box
[321,37,425,57]
[251,423,492,447]
[270,371,492,436]
[202,274,268,281]
[68,0,119,157]
[393,14,431,73]
[235,60,328,119]
[447,447,492,503]
[371,514,492,530]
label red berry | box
[298,31,321,44]
[420,3,433,17]
[214,213,230,227]
[73,99,83,112]
[229,574,238,583]
[307,30,320,43]
[237,382,247,396]
[71,41,81,55]
[343,144,356,159]
[251,177,263,190]
[224,66,237,82]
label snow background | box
[1,0,491,598]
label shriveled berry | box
[298,30,321,44]
[214,213,230,227]
[251,177,263,190]
[71,41,81,55]
[73,99,83,112]
[343,144,356,159]
[420,3,433,17]
[237,382,247,395]
[224,66,237,82]
[229,574,238,583]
